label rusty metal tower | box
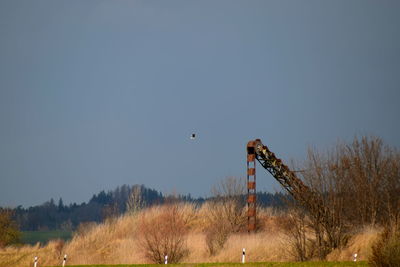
[246,140,257,232]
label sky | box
[0,0,399,207]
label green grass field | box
[46,262,368,267]
[21,230,72,245]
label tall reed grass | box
[0,203,380,267]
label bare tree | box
[292,135,400,259]
[383,152,400,227]
[300,146,348,256]
[336,136,400,227]
[102,202,119,223]
[203,177,247,255]
[126,185,146,214]
[210,176,247,232]
[280,209,317,261]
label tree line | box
[7,184,284,231]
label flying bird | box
[190,133,196,140]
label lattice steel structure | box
[246,139,334,234]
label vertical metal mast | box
[247,141,257,232]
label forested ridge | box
[8,184,285,231]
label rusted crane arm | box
[247,139,331,226]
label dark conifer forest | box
[9,184,285,231]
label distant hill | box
[10,184,286,231]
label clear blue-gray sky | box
[1,0,399,207]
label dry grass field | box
[0,204,380,267]
[47,263,369,267]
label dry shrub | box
[205,220,230,256]
[64,213,140,265]
[279,211,318,261]
[369,224,400,267]
[0,208,20,248]
[138,204,190,263]
[202,177,247,256]
[53,239,65,258]
[205,232,291,263]
[175,203,199,229]
[258,208,287,233]
[210,177,247,233]
[73,221,97,237]
[326,226,379,261]
[201,200,246,255]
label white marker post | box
[34,256,38,267]
[353,253,358,262]
[242,248,245,264]
[164,255,168,264]
[62,254,67,267]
